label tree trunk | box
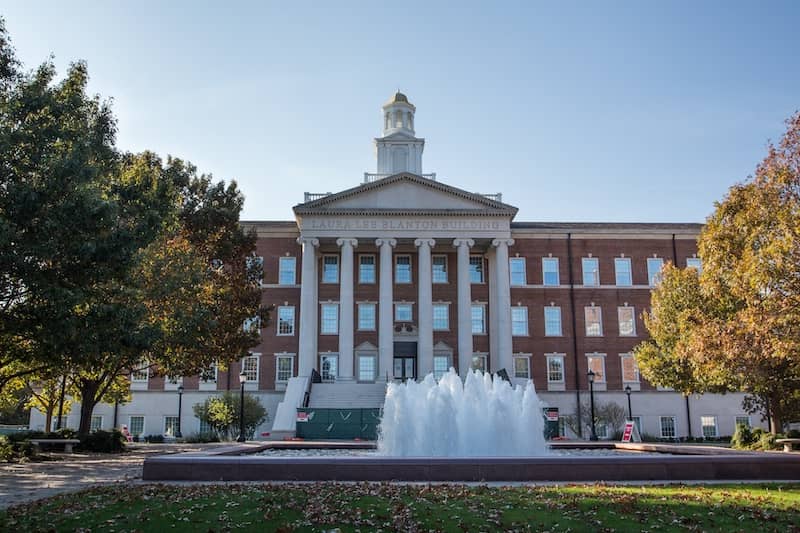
[769,396,783,435]
[44,405,53,434]
[77,381,101,436]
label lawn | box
[2,482,798,532]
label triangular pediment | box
[294,173,517,215]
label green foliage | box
[77,430,125,453]
[182,432,220,443]
[193,392,267,441]
[731,423,755,449]
[143,434,164,443]
[0,433,36,462]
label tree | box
[636,112,800,433]
[193,392,268,440]
[25,373,78,433]
[564,399,627,439]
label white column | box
[415,238,435,378]
[453,238,475,378]
[491,238,515,373]
[336,238,357,381]
[376,238,397,381]
[297,237,319,376]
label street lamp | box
[237,372,247,442]
[624,385,633,421]
[587,370,598,441]
[176,385,184,438]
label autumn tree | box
[636,112,800,433]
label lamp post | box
[587,370,598,441]
[176,385,184,438]
[624,385,633,421]
[237,372,247,442]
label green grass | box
[2,482,799,532]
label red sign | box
[621,421,635,442]
[544,408,559,422]
[296,412,308,422]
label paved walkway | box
[0,443,225,509]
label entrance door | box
[393,341,417,382]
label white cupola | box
[375,91,425,175]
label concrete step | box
[308,382,387,409]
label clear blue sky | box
[3,2,799,223]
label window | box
[509,257,526,286]
[432,255,448,283]
[51,416,69,431]
[686,257,702,273]
[558,416,567,437]
[432,304,449,330]
[586,354,606,382]
[542,258,560,286]
[547,355,565,383]
[242,355,259,382]
[544,307,562,336]
[647,257,664,286]
[584,306,603,336]
[513,356,530,379]
[279,257,296,285]
[617,306,636,336]
[200,364,218,383]
[471,305,486,334]
[582,258,599,286]
[90,416,103,432]
[131,364,149,383]
[433,354,450,380]
[129,416,144,437]
[659,416,676,439]
[596,421,608,439]
[358,355,377,381]
[320,354,337,382]
[243,316,261,335]
[469,255,484,283]
[164,416,179,437]
[276,355,293,383]
[701,416,718,438]
[471,354,488,372]
[322,255,339,283]
[246,255,264,285]
[199,419,213,435]
[321,303,339,334]
[735,416,751,428]
[277,306,295,335]
[614,258,632,286]
[620,353,639,383]
[395,255,411,283]
[632,416,643,434]
[358,303,376,330]
[511,307,528,336]
[359,255,376,283]
[394,303,412,322]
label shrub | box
[0,434,37,462]
[182,432,221,443]
[731,423,754,449]
[144,434,164,443]
[77,430,125,453]
[787,429,800,439]
[0,436,14,462]
[193,392,268,441]
[54,428,78,439]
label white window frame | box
[513,355,531,379]
[433,352,451,380]
[278,353,294,384]
[544,306,562,336]
[394,303,413,322]
[614,257,632,286]
[243,315,261,336]
[686,257,702,273]
[242,354,259,384]
[432,254,448,283]
[164,416,179,437]
[586,353,606,383]
[199,363,218,391]
[647,257,664,286]
[469,255,484,283]
[432,303,449,331]
[395,254,412,284]
[509,257,527,286]
[357,302,376,331]
[582,257,600,286]
[471,304,486,334]
[322,254,340,284]
[128,415,145,438]
[701,415,718,438]
[131,364,149,383]
[546,353,566,388]
[277,306,295,336]
[320,353,338,382]
[584,306,603,337]
[359,254,376,284]
[659,416,677,439]
[542,257,560,286]
[320,303,339,334]
[617,306,636,337]
[278,256,296,285]
[90,415,103,432]
[357,353,378,382]
[471,353,488,372]
[620,353,640,384]
[511,306,528,336]
[735,415,751,428]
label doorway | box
[393,341,417,381]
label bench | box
[776,438,800,452]
[29,439,80,453]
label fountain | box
[378,369,547,456]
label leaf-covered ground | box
[2,482,798,532]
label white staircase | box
[271,376,309,432]
[308,382,387,409]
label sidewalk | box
[0,443,226,509]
